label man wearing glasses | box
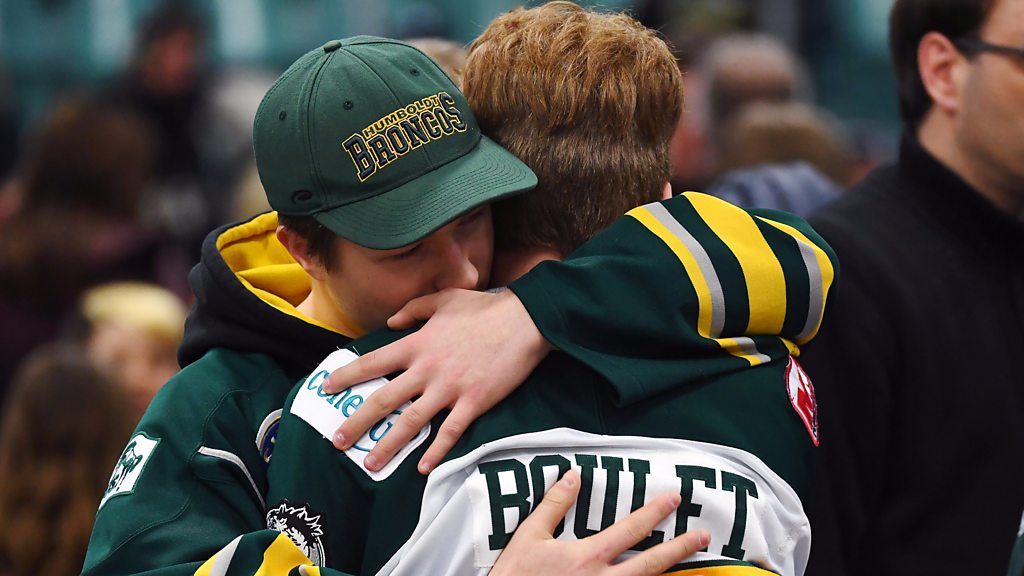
[800,0,1024,574]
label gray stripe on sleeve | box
[794,238,825,343]
[730,336,772,364]
[644,202,727,338]
[197,446,265,509]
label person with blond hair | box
[74,282,187,421]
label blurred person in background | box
[0,98,187,414]
[701,33,814,148]
[102,1,244,262]
[404,38,467,86]
[0,344,136,576]
[801,0,1024,573]
[707,100,856,216]
[715,101,855,187]
[71,282,187,422]
[666,32,814,194]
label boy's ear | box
[277,225,326,281]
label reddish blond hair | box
[465,1,683,254]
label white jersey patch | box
[100,432,160,508]
[292,349,429,481]
[375,429,810,576]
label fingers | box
[589,492,682,562]
[332,373,420,451]
[611,529,710,576]
[417,402,475,474]
[521,469,582,535]
[387,292,445,329]
[324,342,411,394]
[360,392,448,471]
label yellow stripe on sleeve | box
[781,337,800,356]
[194,555,216,576]
[627,205,714,339]
[716,337,768,366]
[255,533,314,576]
[686,193,787,336]
[756,216,836,343]
[628,204,766,365]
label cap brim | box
[313,136,537,249]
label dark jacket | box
[802,136,1024,575]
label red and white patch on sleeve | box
[785,356,819,446]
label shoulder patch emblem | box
[256,409,283,464]
[100,432,160,508]
[267,500,326,566]
[785,357,819,446]
[292,348,430,481]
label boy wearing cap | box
[83,33,832,576]
[83,36,536,576]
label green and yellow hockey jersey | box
[259,346,817,576]
[189,193,835,576]
[84,193,835,575]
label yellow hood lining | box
[215,212,353,338]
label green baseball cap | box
[254,36,536,250]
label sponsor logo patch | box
[100,432,160,508]
[267,500,326,566]
[785,357,818,446]
[292,349,429,481]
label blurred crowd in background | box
[0,0,909,574]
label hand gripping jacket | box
[82,192,836,576]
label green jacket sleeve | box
[510,192,838,405]
[81,351,299,576]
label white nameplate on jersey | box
[292,348,429,481]
[376,429,811,576]
[100,432,160,508]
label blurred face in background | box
[142,28,202,96]
[87,321,179,421]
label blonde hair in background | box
[464,1,684,255]
[82,281,187,344]
[404,38,467,87]
[717,101,856,186]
